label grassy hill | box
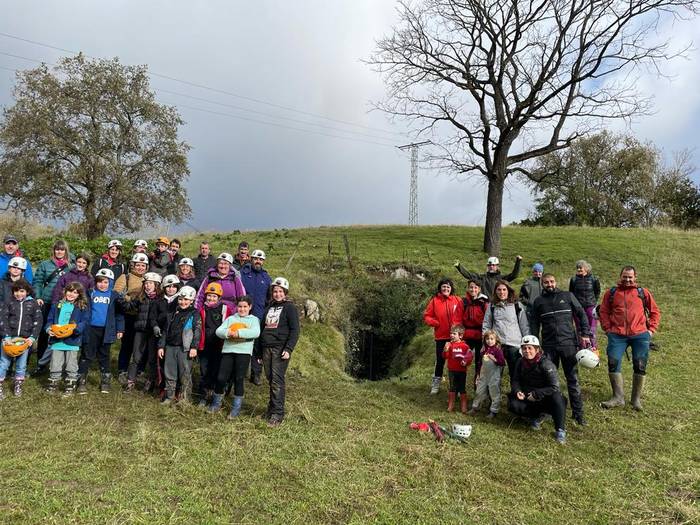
[1,225,698,524]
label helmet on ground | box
[520,335,540,347]
[107,239,123,249]
[143,272,162,284]
[95,268,115,280]
[133,239,148,248]
[217,252,234,264]
[251,249,266,260]
[487,256,500,265]
[162,275,181,287]
[2,337,32,357]
[50,323,77,338]
[576,348,600,369]
[205,282,223,297]
[271,277,289,291]
[451,424,472,439]
[131,253,149,264]
[156,236,170,245]
[8,257,27,271]
[178,257,194,267]
[178,286,196,300]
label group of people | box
[425,256,661,444]
[0,235,300,426]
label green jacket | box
[33,256,75,303]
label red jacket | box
[599,283,660,336]
[462,293,489,341]
[423,294,464,340]
[442,341,473,372]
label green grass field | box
[1,225,698,524]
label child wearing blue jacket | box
[46,282,91,396]
[77,269,125,394]
[210,295,260,418]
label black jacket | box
[511,355,560,401]
[258,300,300,356]
[455,258,522,299]
[122,294,160,333]
[194,254,216,281]
[532,288,590,351]
[569,274,601,308]
[0,297,43,339]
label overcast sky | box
[1,1,698,234]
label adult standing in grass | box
[454,255,522,299]
[0,234,33,284]
[482,280,529,381]
[240,249,272,386]
[194,242,216,280]
[531,274,591,426]
[255,277,300,426]
[91,240,126,282]
[194,252,246,311]
[461,278,489,385]
[598,266,660,411]
[520,263,544,333]
[233,241,250,271]
[568,260,601,352]
[423,278,464,394]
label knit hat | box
[532,263,544,272]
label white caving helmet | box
[95,268,115,280]
[271,276,289,291]
[131,253,149,265]
[217,252,234,265]
[133,239,148,249]
[251,249,266,260]
[8,257,27,271]
[487,256,500,265]
[178,286,196,300]
[178,257,194,267]
[143,272,162,284]
[162,274,181,287]
[107,239,123,249]
[451,424,472,439]
[519,335,540,355]
[576,348,600,369]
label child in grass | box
[197,282,232,408]
[469,330,506,418]
[441,324,473,413]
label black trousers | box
[262,347,290,419]
[448,371,467,394]
[507,392,567,430]
[215,353,251,397]
[503,345,520,381]
[35,302,53,361]
[544,346,583,417]
[433,339,449,377]
[78,326,111,375]
[118,314,137,372]
[199,343,223,393]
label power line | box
[0,31,407,138]
[398,141,431,225]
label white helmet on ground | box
[451,424,472,439]
[217,252,234,264]
[131,253,149,265]
[271,276,289,291]
[8,257,27,271]
[178,286,196,300]
[576,348,600,369]
[178,257,194,267]
[95,268,115,280]
[143,272,162,284]
[133,239,148,248]
[162,274,181,287]
[251,249,266,260]
[520,335,540,347]
[487,256,500,265]
[107,239,123,249]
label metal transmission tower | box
[397,141,430,225]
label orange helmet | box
[2,337,32,357]
[205,282,223,297]
[227,322,248,336]
[156,236,170,245]
[50,323,77,338]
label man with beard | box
[531,273,591,426]
[240,249,272,385]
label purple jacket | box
[51,268,95,304]
[195,267,246,310]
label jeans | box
[78,326,111,375]
[215,353,251,397]
[50,349,79,381]
[262,346,290,420]
[433,339,449,377]
[507,391,567,431]
[0,348,29,380]
[544,345,583,417]
[606,332,650,375]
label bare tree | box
[369,0,698,254]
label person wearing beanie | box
[520,262,544,334]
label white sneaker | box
[430,376,441,395]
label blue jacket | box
[0,251,34,284]
[46,301,91,348]
[240,264,272,319]
[90,290,125,344]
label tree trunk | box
[483,175,505,255]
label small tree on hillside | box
[369,0,698,254]
[0,54,191,239]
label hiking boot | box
[62,379,77,398]
[430,376,441,395]
[100,373,111,394]
[227,396,243,419]
[601,373,625,409]
[447,392,456,412]
[574,414,588,426]
[554,429,567,444]
[13,379,24,397]
[142,379,153,394]
[117,371,128,386]
[460,394,468,414]
[251,373,262,386]
[267,416,283,427]
[160,396,173,406]
[486,411,497,419]
[45,378,59,393]
[631,373,646,411]
[124,381,135,394]
[208,394,223,414]
[530,413,547,430]
[77,375,88,395]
